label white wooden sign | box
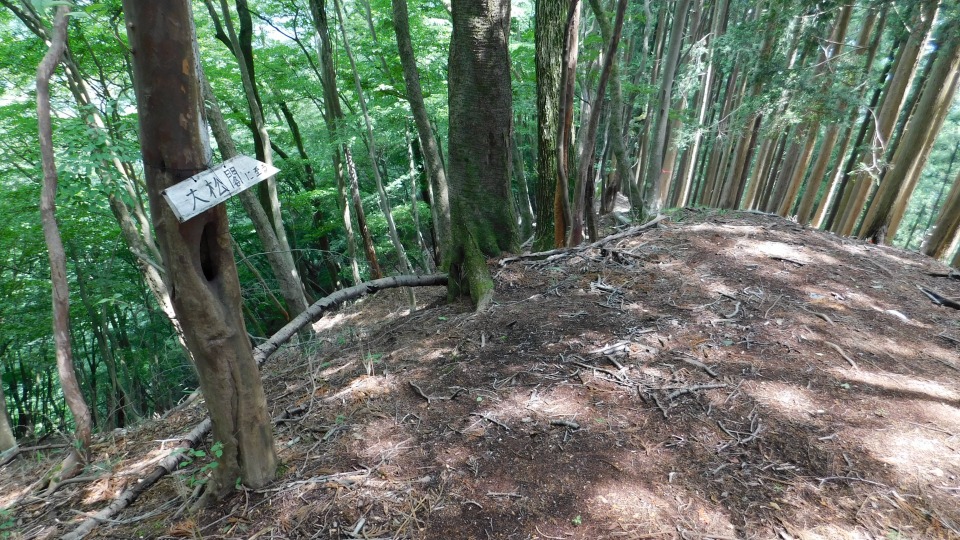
[162,155,280,222]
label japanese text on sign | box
[161,155,280,222]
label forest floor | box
[3,208,960,540]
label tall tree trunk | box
[921,169,960,260]
[309,0,382,279]
[392,0,451,261]
[123,0,276,499]
[588,0,630,216]
[643,0,690,216]
[797,3,870,225]
[36,4,92,487]
[335,0,414,307]
[532,0,565,250]
[570,0,628,245]
[555,0,581,246]
[447,0,517,309]
[206,0,310,318]
[200,73,313,324]
[833,1,937,236]
[859,17,960,243]
[0,359,16,453]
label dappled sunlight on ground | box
[10,210,960,539]
[746,381,826,418]
[835,367,960,402]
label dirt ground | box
[3,208,960,539]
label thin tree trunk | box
[570,0,628,245]
[200,71,311,323]
[0,359,16,453]
[643,0,690,216]
[834,1,937,237]
[335,0,414,307]
[36,5,92,489]
[309,0,382,279]
[208,0,309,317]
[922,170,960,259]
[392,0,451,261]
[859,18,960,243]
[555,0,581,246]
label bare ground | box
[3,208,960,539]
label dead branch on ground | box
[62,273,447,540]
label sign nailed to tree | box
[162,155,280,222]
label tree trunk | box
[555,0,581,246]
[206,0,309,318]
[834,1,937,236]
[643,0,690,216]
[588,0,630,216]
[123,0,276,498]
[532,0,565,250]
[309,0,382,280]
[200,71,311,323]
[922,169,960,260]
[0,355,17,453]
[446,0,517,309]
[335,0,415,292]
[859,17,960,243]
[392,0,451,262]
[36,4,92,484]
[571,0,628,245]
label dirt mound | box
[4,209,960,539]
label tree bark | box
[36,4,92,485]
[570,0,628,245]
[834,0,937,236]
[555,0,581,246]
[200,71,311,323]
[0,355,17,453]
[392,0,452,261]
[922,169,960,260]
[309,0,382,279]
[205,0,309,318]
[859,16,960,243]
[532,0,565,250]
[123,0,276,498]
[643,0,690,216]
[446,0,517,309]
[335,0,415,292]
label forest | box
[1,0,960,537]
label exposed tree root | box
[61,273,447,540]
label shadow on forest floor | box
[4,208,960,539]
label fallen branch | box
[63,273,447,540]
[824,341,858,369]
[918,285,960,311]
[255,273,448,362]
[498,215,666,266]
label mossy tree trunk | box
[123,0,276,499]
[446,0,518,310]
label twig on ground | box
[824,341,858,369]
[817,476,889,488]
[770,256,805,267]
[409,381,464,404]
[918,285,960,310]
[470,413,510,431]
[676,353,719,378]
[498,215,667,267]
[549,419,581,430]
[666,383,727,401]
